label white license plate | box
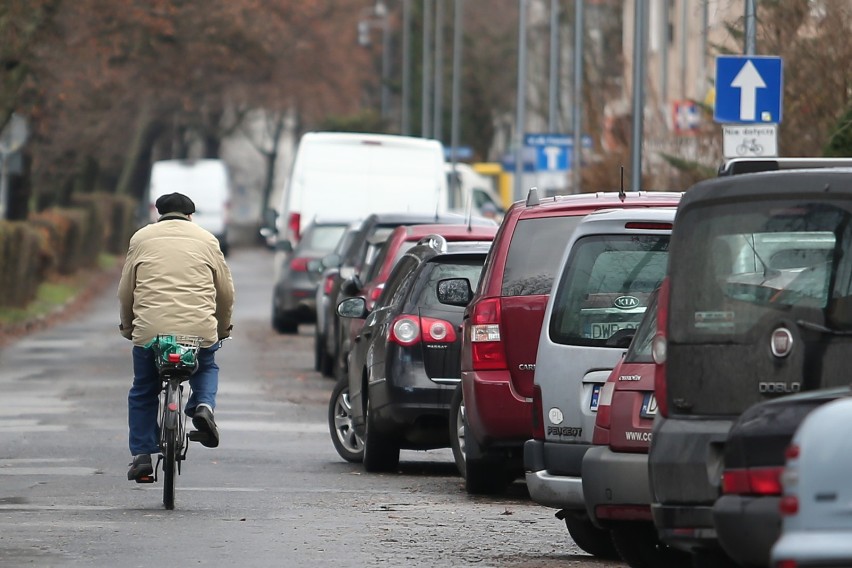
[640,393,658,419]
[589,321,637,340]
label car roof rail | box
[718,157,852,176]
[417,234,448,253]
[525,187,541,207]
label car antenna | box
[525,187,540,207]
[466,191,474,232]
[619,166,626,202]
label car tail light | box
[287,212,301,243]
[290,257,309,272]
[784,444,800,460]
[369,283,384,303]
[721,466,783,496]
[421,316,457,343]
[469,298,507,370]
[592,382,615,445]
[653,278,670,417]
[779,495,799,516]
[625,222,673,230]
[323,275,335,295]
[776,561,797,568]
[531,384,545,440]
[390,316,420,346]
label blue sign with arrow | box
[714,55,783,124]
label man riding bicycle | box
[118,192,235,482]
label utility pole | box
[548,0,560,133]
[433,0,444,142]
[513,0,529,202]
[745,0,756,55]
[572,0,584,194]
[402,0,411,135]
[422,0,433,138]
[630,0,648,191]
[450,0,464,187]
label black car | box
[713,386,850,568]
[648,164,852,566]
[319,212,496,381]
[333,236,492,472]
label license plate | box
[589,321,637,340]
[640,393,658,419]
[590,384,602,412]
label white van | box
[445,162,505,221]
[148,159,231,255]
[274,132,449,245]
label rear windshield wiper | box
[794,319,852,336]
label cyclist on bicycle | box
[118,192,235,482]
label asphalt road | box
[0,246,625,568]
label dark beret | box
[155,192,196,216]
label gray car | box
[271,217,351,334]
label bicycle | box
[736,138,764,156]
[137,333,208,510]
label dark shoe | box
[192,405,219,448]
[127,454,153,482]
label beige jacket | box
[118,213,235,348]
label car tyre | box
[462,420,511,495]
[449,383,466,477]
[327,378,364,463]
[363,395,399,473]
[315,327,334,377]
[690,548,740,568]
[272,310,298,334]
[610,522,690,568]
[563,515,619,560]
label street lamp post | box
[357,1,391,121]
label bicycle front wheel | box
[162,384,179,510]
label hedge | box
[0,221,49,308]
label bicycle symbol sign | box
[722,124,778,158]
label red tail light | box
[389,315,457,346]
[779,495,799,516]
[776,561,798,568]
[323,275,335,295]
[287,212,301,243]
[592,382,615,445]
[532,384,545,440]
[721,466,784,496]
[168,353,181,363]
[625,222,673,230]
[785,444,800,460]
[653,278,670,417]
[369,283,384,303]
[290,257,309,272]
[469,298,507,370]
[421,316,457,343]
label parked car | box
[525,207,676,559]
[771,394,852,568]
[335,223,499,381]
[271,217,350,334]
[647,166,852,566]
[582,289,688,567]
[325,212,497,382]
[714,387,848,568]
[333,237,493,471]
[453,189,683,496]
[313,222,362,373]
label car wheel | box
[362,395,399,473]
[690,548,740,568]
[272,310,298,334]
[313,327,323,371]
[462,420,510,495]
[449,384,466,477]
[563,515,619,560]
[610,522,690,568]
[327,378,364,463]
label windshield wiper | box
[794,319,852,336]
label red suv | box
[452,189,683,494]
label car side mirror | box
[605,328,636,348]
[337,297,368,319]
[436,278,474,307]
[341,275,363,296]
[307,259,323,273]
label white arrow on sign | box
[543,146,561,170]
[731,60,766,121]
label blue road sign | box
[524,133,592,172]
[715,55,783,124]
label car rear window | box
[501,216,583,296]
[549,234,670,346]
[299,224,348,252]
[670,200,852,342]
[411,258,486,308]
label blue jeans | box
[128,343,220,455]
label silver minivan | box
[524,207,676,558]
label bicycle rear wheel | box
[162,383,179,510]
